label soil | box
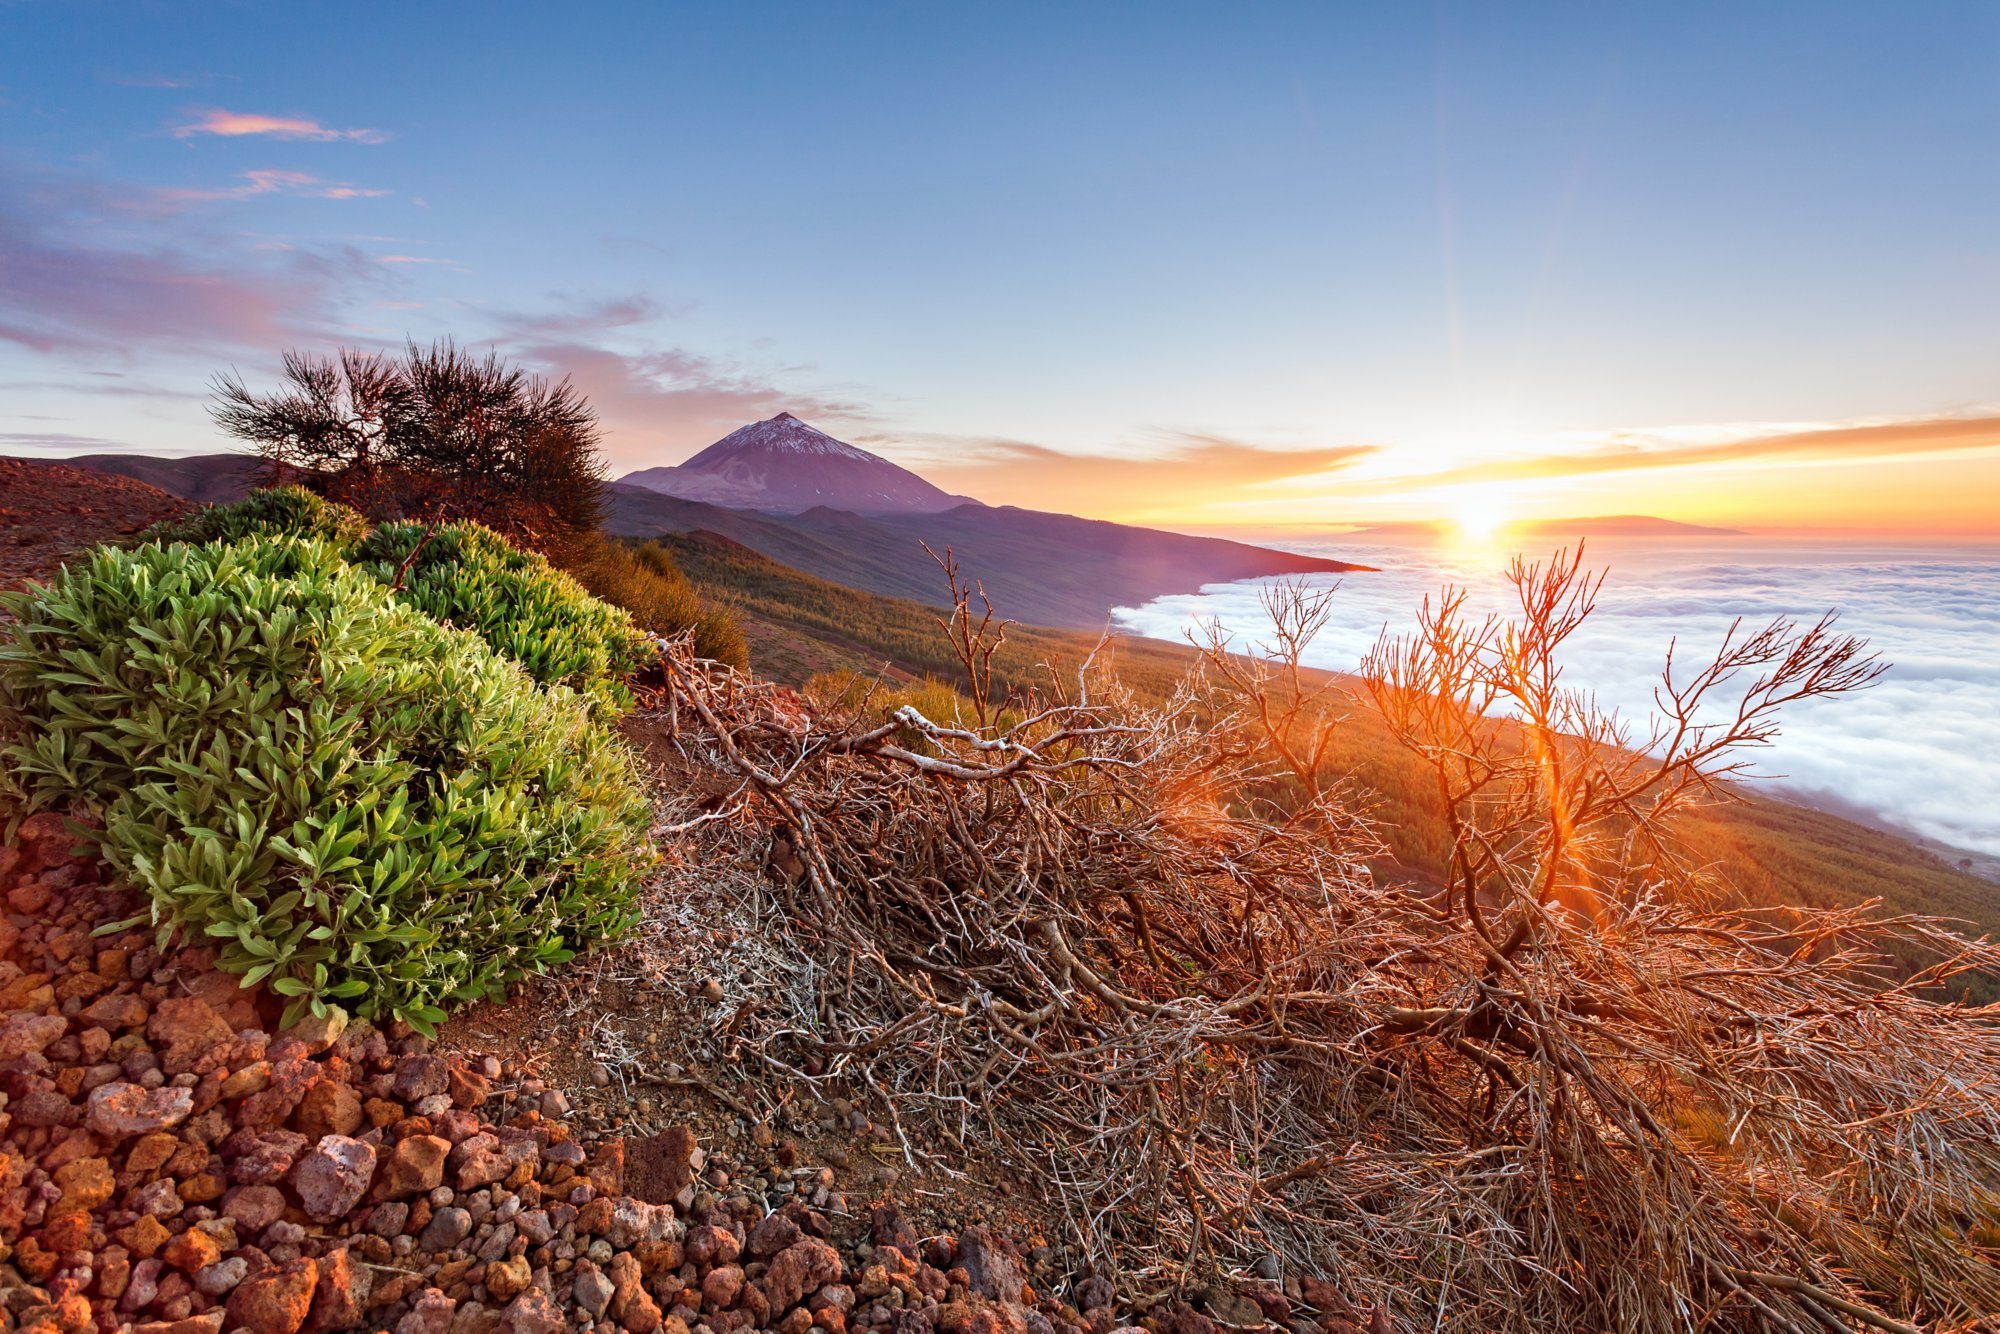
[0,457,191,592]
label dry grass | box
[611,551,2000,1333]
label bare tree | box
[634,546,2000,1333]
[211,339,607,552]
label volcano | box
[619,413,970,514]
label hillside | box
[0,456,190,589]
[642,531,2000,989]
[607,486,1367,627]
[34,449,1365,630]
[648,530,1200,699]
[66,450,268,504]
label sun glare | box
[1451,487,1510,542]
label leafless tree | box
[211,339,606,553]
[636,546,2000,1333]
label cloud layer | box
[1114,535,2000,857]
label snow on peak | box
[705,413,879,462]
[622,412,970,514]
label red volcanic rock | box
[306,1246,372,1332]
[0,1013,67,1062]
[225,1129,308,1185]
[147,997,233,1074]
[377,1133,450,1198]
[81,991,150,1030]
[294,1079,363,1139]
[762,1240,844,1314]
[226,1256,319,1334]
[289,1135,377,1222]
[86,1081,193,1138]
[221,1183,288,1231]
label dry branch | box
[633,551,2000,1334]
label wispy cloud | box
[0,377,205,402]
[173,108,388,143]
[489,295,675,337]
[0,163,396,355]
[482,295,873,468]
[106,73,212,89]
[908,430,1379,516]
[0,430,130,453]
[158,169,391,204]
[1380,415,2000,493]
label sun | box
[1451,486,1510,542]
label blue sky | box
[4,1,1999,528]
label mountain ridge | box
[35,445,1368,629]
[620,412,971,514]
[603,483,1369,627]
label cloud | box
[0,171,384,354]
[1112,540,2000,856]
[909,431,1379,516]
[489,295,674,337]
[173,108,388,143]
[517,339,873,469]
[474,295,873,469]
[0,430,128,453]
[0,377,205,402]
[106,73,211,89]
[1391,415,2000,492]
[158,169,391,204]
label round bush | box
[357,520,652,715]
[142,484,372,549]
[0,537,653,1032]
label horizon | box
[5,3,2000,534]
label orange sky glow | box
[914,414,2000,534]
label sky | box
[3,1,1999,532]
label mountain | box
[32,442,1368,627]
[620,413,969,514]
[604,485,1368,628]
[65,452,267,504]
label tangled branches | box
[645,549,2000,1333]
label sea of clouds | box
[1113,535,2000,858]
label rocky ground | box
[0,804,1381,1334]
[0,470,1384,1334]
[0,460,189,594]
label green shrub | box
[143,485,372,549]
[569,536,749,670]
[355,521,653,715]
[0,537,654,1033]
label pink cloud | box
[0,177,389,354]
[486,314,870,469]
[173,108,388,143]
[157,170,391,204]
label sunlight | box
[1451,485,1510,542]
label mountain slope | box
[638,528,2000,999]
[621,413,968,514]
[650,529,1201,699]
[604,484,1368,627]
[65,452,267,504]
